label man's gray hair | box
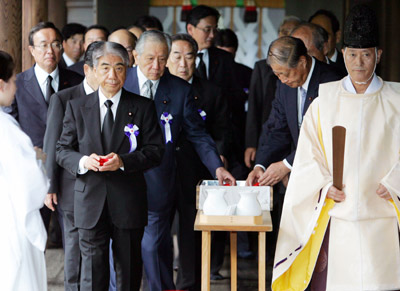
[135,30,172,56]
[92,41,130,67]
[267,36,308,68]
[278,15,302,36]
[291,22,328,52]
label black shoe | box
[210,272,224,280]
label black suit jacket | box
[69,60,84,76]
[245,59,278,149]
[9,65,83,148]
[43,83,87,211]
[56,89,164,229]
[329,49,346,77]
[58,56,68,69]
[255,58,342,168]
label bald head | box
[278,16,301,37]
[108,29,137,66]
[291,22,328,62]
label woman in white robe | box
[0,51,48,290]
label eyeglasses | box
[195,26,219,35]
[32,42,63,52]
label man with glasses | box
[8,21,82,240]
[59,23,86,68]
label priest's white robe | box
[272,78,400,291]
[0,108,48,291]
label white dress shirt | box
[34,64,59,99]
[62,52,75,67]
[137,66,160,98]
[83,78,95,95]
[196,48,210,79]
[329,48,339,63]
[78,88,122,174]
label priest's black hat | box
[343,5,379,48]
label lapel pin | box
[128,112,132,116]
[163,100,167,104]
[194,96,198,100]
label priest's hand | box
[246,166,264,186]
[258,161,291,186]
[34,146,47,163]
[327,185,346,202]
[216,167,236,186]
[376,184,392,200]
[44,193,58,211]
[244,147,257,168]
[99,153,124,172]
[84,153,101,172]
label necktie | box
[144,80,154,100]
[45,75,55,104]
[102,100,114,153]
[196,52,207,80]
[298,87,307,127]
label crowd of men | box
[3,3,400,291]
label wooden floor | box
[46,246,273,291]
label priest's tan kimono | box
[272,79,400,291]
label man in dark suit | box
[56,41,164,291]
[245,15,301,168]
[69,25,109,76]
[166,33,230,291]
[43,42,99,290]
[309,9,346,75]
[7,22,83,234]
[59,23,86,69]
[125,30,235,291]
[246,36,342,187]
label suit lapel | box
[303,60,321,114]
[286,86,299,141]
[207,47,218,81]
[59,67,73,90]
[81,92,103,154]
[154,75,171,111]
[24,66,47,108]
[111,90,136,153]
[125,67,140,95]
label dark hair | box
[28,22,63,46]
[267,36,308,68]
[84,41,102,67]
[0,51,15,82]
[127,24,145,33]
[309,9,340,34]
[171,33,198,53]
[84,25,110,40]
[186,5,220,28]
[61,23,86,40]
[291,22,328,52]
[214,28,238,51]
[134,15,163,32]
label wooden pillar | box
[22,0,48,71]
[0,0,22,73]
[48,0,66,31]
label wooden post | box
[0,0,22,73]
[201,230,211,291]
[230,231,238,291]
[22,0,48,71]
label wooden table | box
[194,211,273,291]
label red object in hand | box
[99,158,109,166]
[223,183,231,186]
[253,182,260,186]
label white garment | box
[0,108,48,291]
[272,78,400,290]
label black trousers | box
[78,202,144,291]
